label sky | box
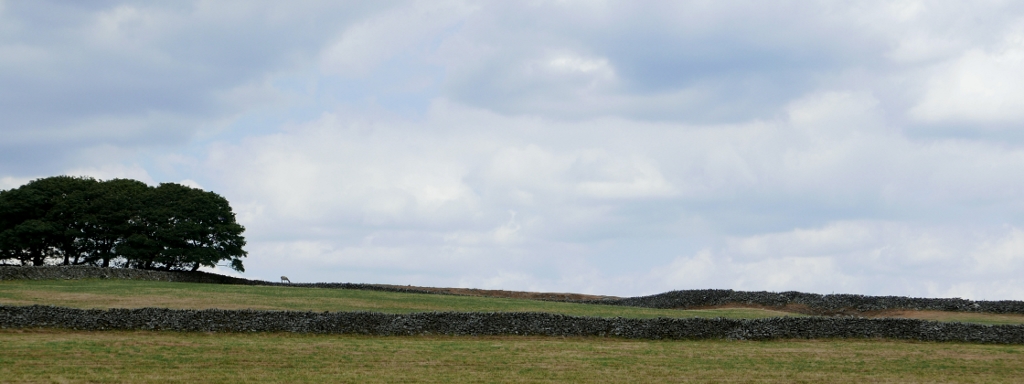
[3,1,1024,299]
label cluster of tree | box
[0,176,247,272]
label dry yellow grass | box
[4,279,1023,325]
[4,279,1024,381]
[2,329,1023,383]
[0,279,797,320]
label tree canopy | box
[0,176,247,272]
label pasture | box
[0,279,797,320]
[3,329,1024,383]
[4,278,1024,382]
[3,278,1024,325]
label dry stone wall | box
[578,289,1024,315]
[2,305,1024,343]
[0,265,247,284]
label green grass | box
[0,279,794,320]
[3,329,1024,383]
[867,310,1024,326]
[4,279,1024,325]
[4,279,1024,381]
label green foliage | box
[0,176,98,266]
[0,177,247,271]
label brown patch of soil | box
[859,309,933,318]
[684,302,817,315]
[373,285,619,301]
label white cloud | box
[177,179,204,190]
[7,1,1024,299]
[319,0,475,76]
[204,112,482,229]
[89,4,161,49]
[910,29,1024,124]
[484,145,675,200]
[546,55,613,75]
[654,221,1024,300]
[178,89,1024,296]
[523,51,618,92]
[64,163,155,185]
[0,1,395,175]
[0,176,31,190]
[658,249,842,293]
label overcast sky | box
[3,1,1024,299]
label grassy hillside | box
[0,279,794,320]
[3,329,1024,383]
[4,278,1024,325]
[5,279,1024,382]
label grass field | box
[864,310,1024,326]
[4,279,1024,382]
[2,329,1023,383]
[0,279,796,320]
[3,279,1024,325]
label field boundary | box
[583,290,1024,315]
[5,265,1024,316]
[0,265,442,295]
[2,304,1024,343]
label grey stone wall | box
[2,305,1024,343]
[579,289,1024,315]
[0,265,248,284]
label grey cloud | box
[6,1,1024,297]
[184,90,1024,294]
[0,0,403,174]
[437,2,875,122]
[437,1,1024,126]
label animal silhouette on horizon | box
[281,276,291,284]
